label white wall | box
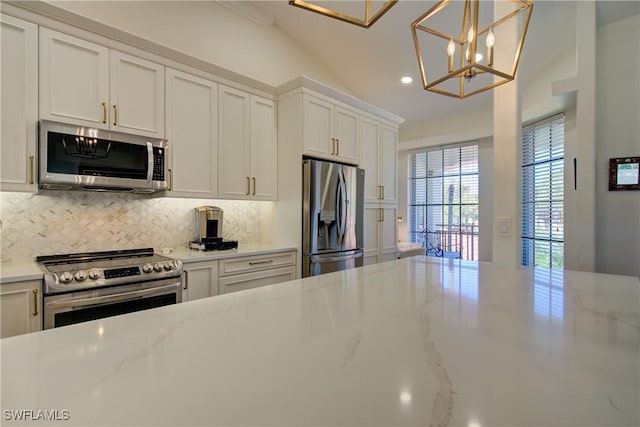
[595,14,640,277]
[46,0,351,93]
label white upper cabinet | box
[218,85,276,201]
[0,14,38,192]
[302,94,358,165]
[360,116,397,204]
[39,28,164,138]
[250,96,277,200]
[109,50,164,137]
[380,124,398,203]
[165,68,218,198]
[219,85,251,199]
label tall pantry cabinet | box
[360,116,399,265]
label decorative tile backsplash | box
[0,192,269,260]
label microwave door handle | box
[45,282,180,310]
[146,142,153,184]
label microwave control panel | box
[153,147,165,181]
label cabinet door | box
[360,117,381,203]
[1,14,38,192]
[380,125,398,203]
[183,261,218,302]
[250,96,277,200]
[334,106,359,164]
[303,95,333,159]
[39,28,109,128]
[165,69,218,198]
[363,205,381,266]
[110,50,164,138]
[380,205,398,261]
[218,85,251,199]
[0,280,42,338]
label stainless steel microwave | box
[39,120,168,194]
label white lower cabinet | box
[219,267,296,295]
[182,260,218,302]
[218,251,296,295]
[363,204,398,265]
[0,280,42,338]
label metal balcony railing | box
[412,224,479,261]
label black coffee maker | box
[189,206,238,251]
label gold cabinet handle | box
[183,270,188,290]
[102,102,107,124]
[32,289,38,316]
[29,155,34,185]
[246,177,250,195]
[113,104,118,126]
[378,185,382,200]
[249,259,274,266]
[336,138,340,156]
[378,208,382,222]
[331,138,336,155]
[381,185,385,200]
[381,208,385,222]
[168,168,173,191]
[252,177,256,196]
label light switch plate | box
[498,217,512,237]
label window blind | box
[408,144,479,260]
[521,115,565,268]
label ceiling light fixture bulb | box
[447,38,456,56]
[486,28,495,48]
[401,76,413,84]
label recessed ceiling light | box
[475,53,483,62]
[401,76,413,84]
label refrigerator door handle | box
[309,252,363,263]
[338,168,348,246]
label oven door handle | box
[46,282,180,309]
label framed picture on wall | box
[609,157,640,191]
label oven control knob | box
[153,263,163,272]
[163,261,174,271]
[88,269,101,280]
[59,272,74,284]
[74,270,88,282]
[142,263,153,273]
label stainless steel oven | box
[37,248,182,329]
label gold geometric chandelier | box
[288,0,398,29]
[411,0,533,99]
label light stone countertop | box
[0,258,43,283]
[0,243,297,283]
[1,257,638,426]
[168,242,298,263]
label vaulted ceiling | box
[244,1,638,139]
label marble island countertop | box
[1,257,639,426]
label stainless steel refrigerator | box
[302,158,364,277]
